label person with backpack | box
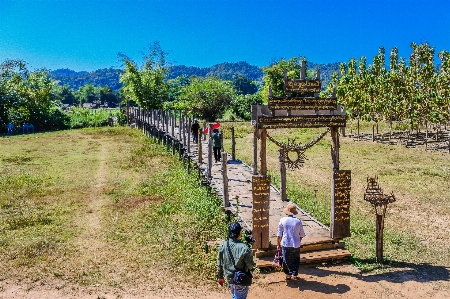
[212,128,222,163]
[217,222,255,299]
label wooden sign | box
[284,79,321,93]
[268,96,337,110]
[331,170,351,239]
[252,175,270,249]
[258,115,346,129]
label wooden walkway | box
[189,137,350,266]
[131,109,351,266]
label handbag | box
[227,240,252,286]
[272,247,283,268]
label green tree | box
[119,42,170,110]
[177,76,235,121]
[75,84,97,105]
[98,86,117,106]
[55,85,77,105]
[0,60,68,131]
[407,43,439,132]
[438,51,450,124]
[232,75,258,95]
[229,93,263,120]
[261,57,305,99]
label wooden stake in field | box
[363,176,396,263]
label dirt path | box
[1,262,449,298]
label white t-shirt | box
[277,216,306,248]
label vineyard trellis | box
[323,43,450,151]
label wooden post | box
[187,156,191,174]
[171,111,175,137]
[157,109,160,131]
[253,128,258,175]
[178,110,182,141]
[198,130,203,164]
[182,113,186,147]
[171,136,175,155]
[203,121,207,141]
[279,148,287,201]
[222,152,229,207]
[252,175,270,250]
[165,110,169,134]
[372,124,375,142]
[126,100,129,124]
[376,213,385,263]
[207,123,213,179]
[187,118,191,154]
[357,117,360,139]
[231,127,236,161]
[330,127,339,170]
[330,170,351,239]
[259,128,267,175]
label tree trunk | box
[357,118,360,139]
[372,124,375,142]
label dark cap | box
[228,222,242,239]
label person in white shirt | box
[277,203,306,281]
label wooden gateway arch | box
[251,62,351,250]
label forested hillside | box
[51,61,339,91]
[51,68,123,91]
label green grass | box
[2,119,450,285]
[221,120,450,272]
[0,127,231,289]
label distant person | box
[27,123,34,133]
[191,119,200,143]
[108,114,114,126]
[212,128,222,163]
[7,123,14,135]
[217,222,255,299]
[277,203,306,282]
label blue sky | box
[1,0,449,72]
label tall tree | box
[177,76,235,121]
[119,42,170,110]
[75,84,97,105]
[232,75,258,95]
[261,57,305,99]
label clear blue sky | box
[1,0,449,72]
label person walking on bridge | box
[191,119,200,143]
[277,203,306,281]
[212,128,222,163]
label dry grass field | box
[1,124,449,298]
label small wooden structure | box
[251,61,351,250]
[364,176,396,263]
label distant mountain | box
[51,61,339,91]
[51,68,123,92]
[167,61,264,81]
